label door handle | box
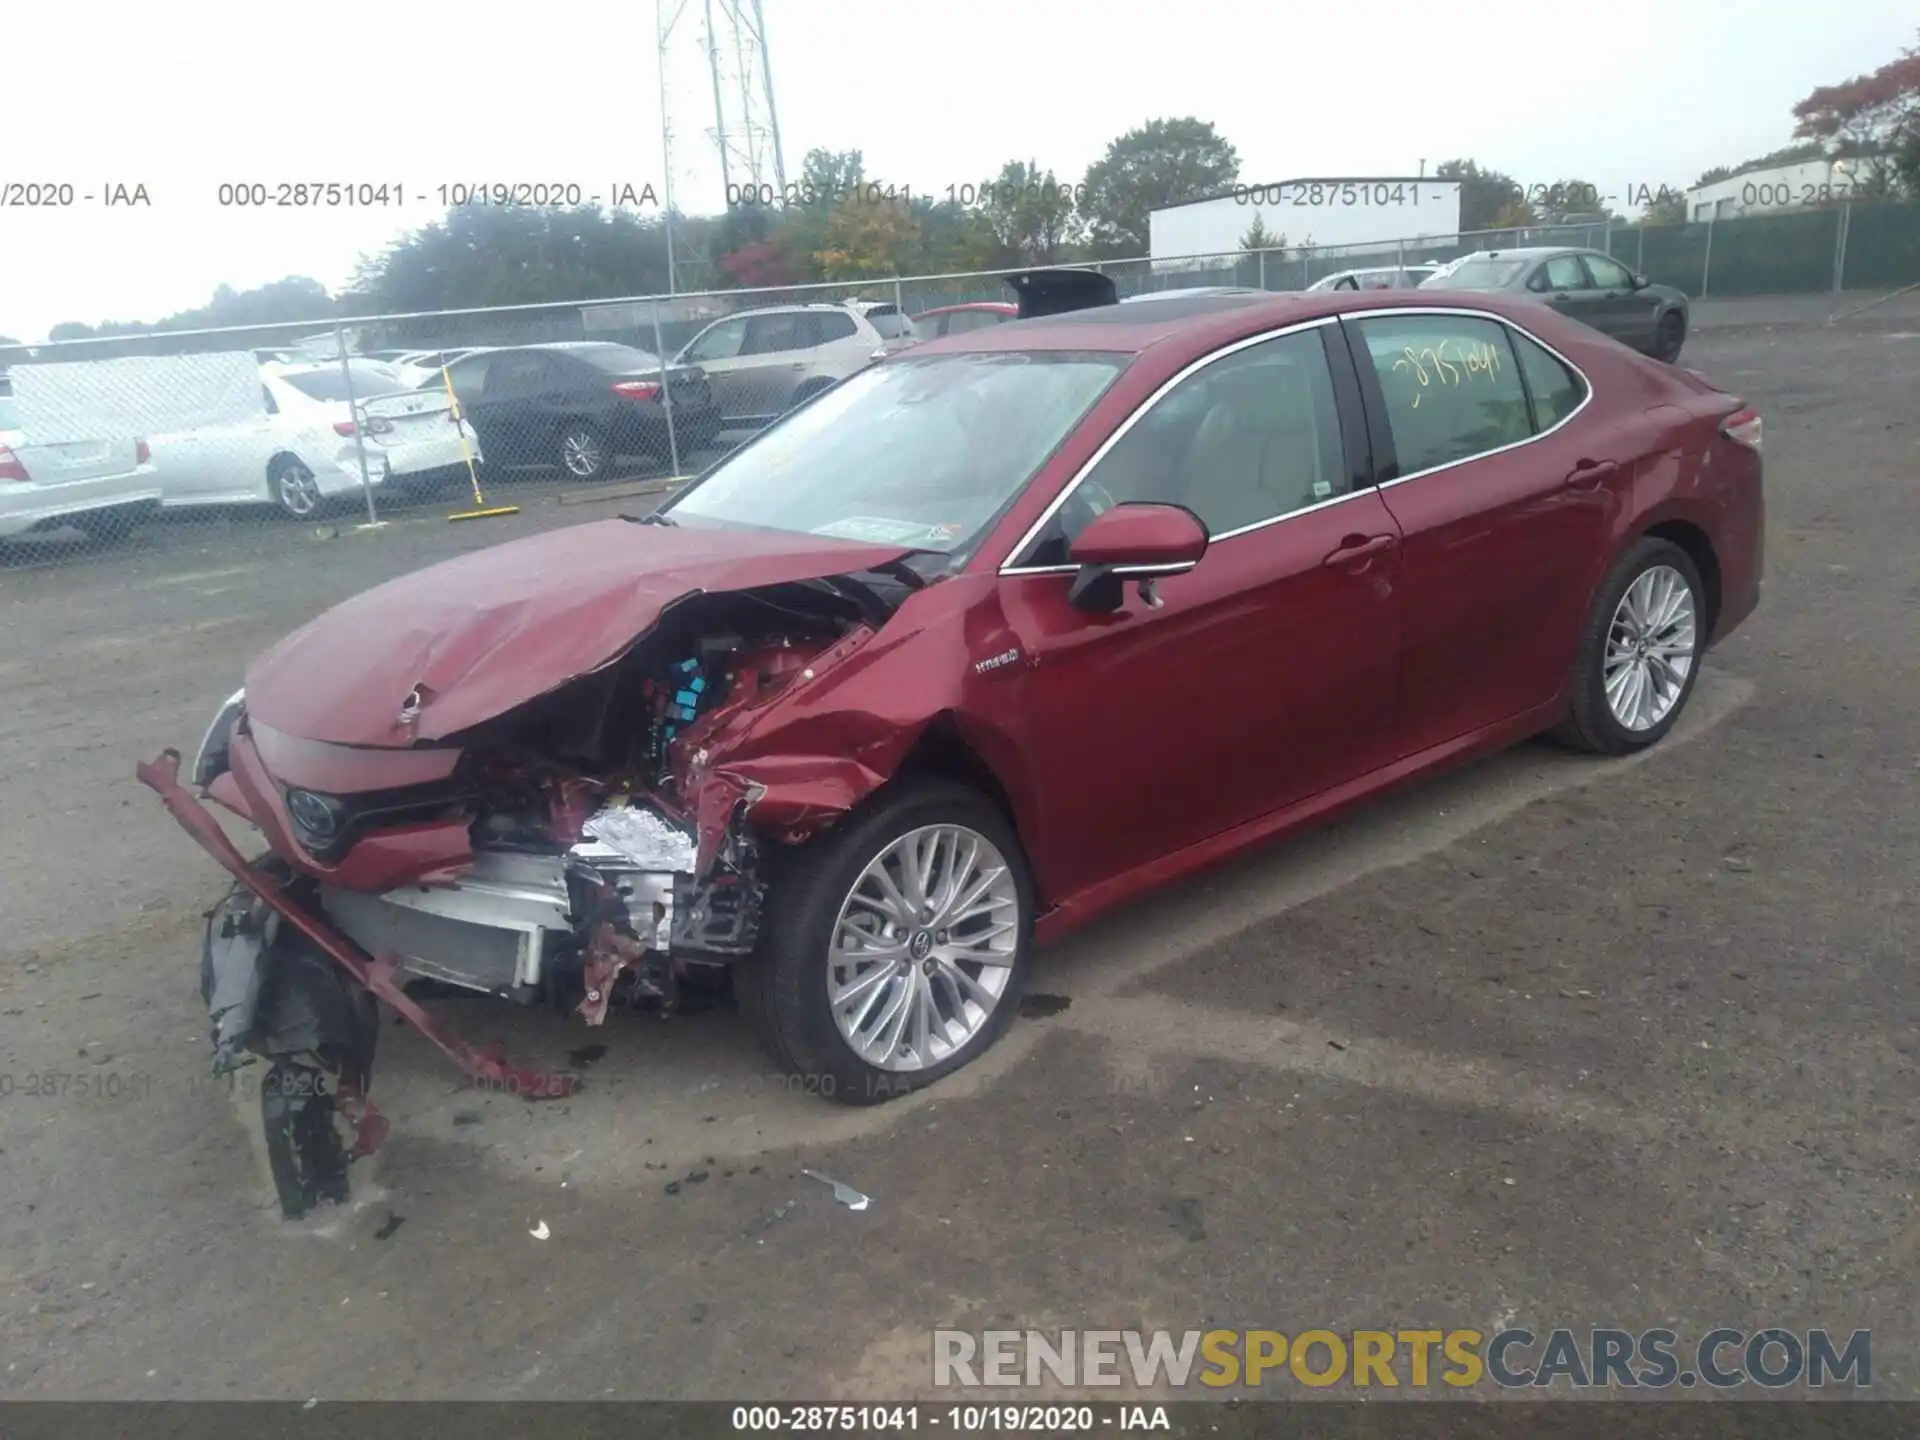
[1323,533,1397,568]
[1565,459,1619,491]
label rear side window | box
[811,311,859,343]
[1352,315,1533,477]
[1511,331,1586,431]
[865,310,916,339]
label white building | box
[1149,177,1462,270]
[1685,158,1866,222]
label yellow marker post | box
[441,364,519,521]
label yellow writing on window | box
[1389,336,1503,408]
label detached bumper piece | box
[139,749,582,1218]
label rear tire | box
[1552,537,1706,755]
[737,780,1035,1106]
[261,1060,351,1219]
[556,420,611,481]
[1653,309,1686,363]
[268,456,324,519]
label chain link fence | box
[3,200,1914,571]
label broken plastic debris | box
[529,1220,551,1239]
[577,803,697,871]
[800,1168,872,1211]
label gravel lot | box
[1,307,1916,1402]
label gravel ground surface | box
[0,309,1914,1402]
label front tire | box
[1552,537,1705,755]
[738,780,1034,1105]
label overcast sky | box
[4,0,1912,342]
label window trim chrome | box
[1346,305,1596,493]
[998,316,1343,577]
[995,306,1593,578]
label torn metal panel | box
[138,749,582,1100]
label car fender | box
[677,575,1047,877]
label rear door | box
[730,311,818,423]
[1343,309,1622,754]
[474,352,554,461]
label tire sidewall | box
[770,783,1036,1104]
[558,421,609,480]
[1657,310,1686,361]
[270,457,319,518]
[1582,539,1705,751]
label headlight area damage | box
[137,528,931,1218]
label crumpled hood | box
[243,519,912,747]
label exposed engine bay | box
[141,561,928,1217]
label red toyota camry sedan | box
[142,270,1762,1216]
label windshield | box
[1420,259,1528,290]
[665,351,1125,553]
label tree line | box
[13,29,1917,345]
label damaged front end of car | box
[139,541,927,1218]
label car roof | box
[905,287,1565,361]
[915,302,1017,317]
[1455,247,1584,260]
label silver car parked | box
[672,301,918,431]
[0,388,162,545]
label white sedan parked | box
[152,360,481,518]
[0,390,162,543]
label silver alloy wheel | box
[1604,563,1697,731]
[276,462,320,516]
[560,426,605,477]
[826,823,1020,1072]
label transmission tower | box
[704,0,787,198]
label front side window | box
[1583,254,1634,290]
[666,351,1124,556]
[683,317,748,363]
[1020,327,1349,565]
[1543,255,1588,289]
[1352,315,1533,477]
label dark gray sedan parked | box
[1419,247,1690,362]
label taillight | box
[0,444,29,484]
[136,438,152,465]
[1721,407,1762,453]
[335,417,393,437]
[612,380,662,401]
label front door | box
[1579,252,1660,352]
[997,322,1404,902]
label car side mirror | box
[1631,273,1651,290]
[1064,502,1209,613]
